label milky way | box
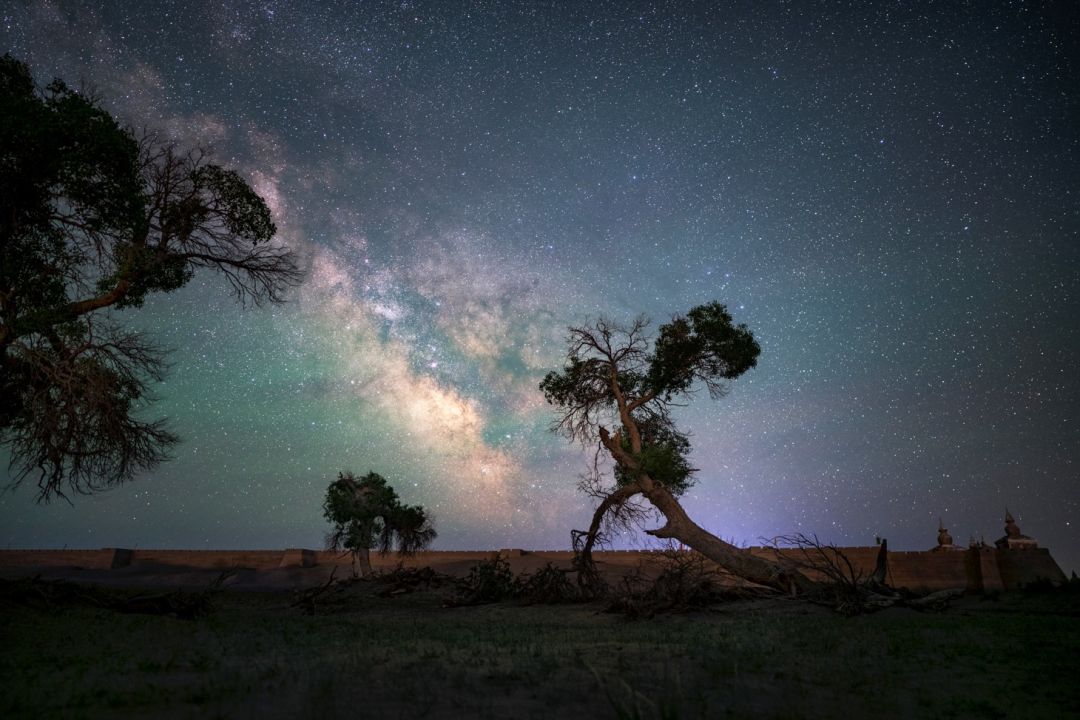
[2,1,1077,572]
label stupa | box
[994,509,1038,550]
[931,518,963,551]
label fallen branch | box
[290,568,338,615]
[906,588,966,611]
[117,569,237,620]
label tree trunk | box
[352,548,373,578]
[573,484,641,591]
[870,538,888,586]
[576,484,641,560]
[592,427,816,594]
[641,484,817,594]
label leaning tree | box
[0,55,302,501]
[323,471,437,577]
[540,302,815,594]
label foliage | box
[612,417,695,495]
[540,303,759,439]
[0,55,302,501]
[450,558,582,606]
[515,562,579,604]
[322,471,436,565]
[451,556,517,605]
[539,302,758,500]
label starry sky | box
[2,1,1077,573]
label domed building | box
[931,518,963,552]
[994,510,1039,550]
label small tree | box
[540,303,815,594]
[322,471,436,577]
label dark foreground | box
[2,577,1078,720]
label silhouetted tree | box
[0,55,302,501]
[541,303,815,594]
[323,471,437,577]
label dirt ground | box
[2,560,1078,719]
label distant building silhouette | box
[995,509,1038,550]
[932,518,962,551]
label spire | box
[1004,510,1021,538]
[935,517,955,550]
[996,508,1037,549]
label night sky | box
[2,1,1077,573]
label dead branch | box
[290,568,339,616]
[766,534,899,615]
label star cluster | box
[2,1,1076,572]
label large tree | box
[323,471,437,577]
[540,302,815,594]
[0,55,302,501]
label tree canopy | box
[0,55,302,501]
[541,302,759,495]
[541,303,815,594]
[323,471,437,577]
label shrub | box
[452,557,517,605]
[515,563,579,604]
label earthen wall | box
[995,547,1066,587]
[128,549,285,568]
[0,549,117,569]
[0,545,1067,591]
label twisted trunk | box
[577,483,641,559]
[640,483,817,594]
[574,474,817,594]
[584,425,816,595]
[573,483,641,591]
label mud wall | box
[740,547,975,592]
[128,549,285,569]
[995,547,1067,587]
[0,546,1066,591]
[0,549,120,569]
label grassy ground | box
[2,582,1078,719]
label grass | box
[2,584,1078,719]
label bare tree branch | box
[2,320,177,502]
